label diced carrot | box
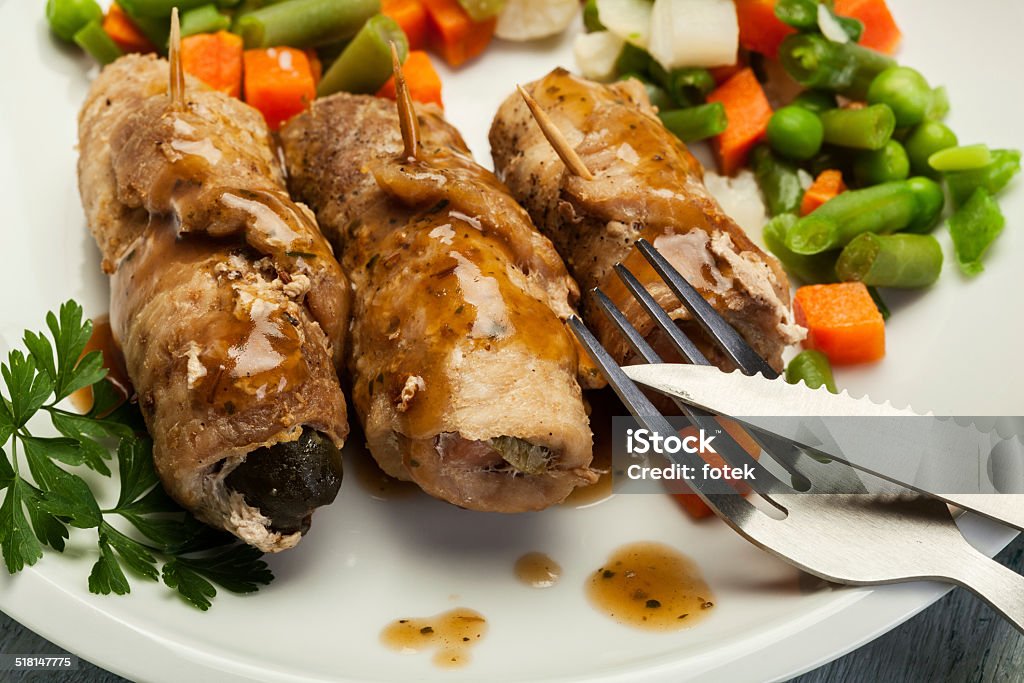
[102,3,155,54]
[734,0,796,59]
[421,0,495,68]
[833,0,902,54]
[181,32,243,98]
[800,169,847,216]
[377,50,444,109]
[243,47,316,131]
[706,68,773,176]
[671,419,761,520]
[306,49,322,87]
[383,0,429,51]
[794,282,885,365]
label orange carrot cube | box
[794,282,885,365]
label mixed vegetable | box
[580,0,1020,380]
[45,0,579,131]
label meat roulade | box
[280,83,598,512]
[490,69,804,371]
[77,53,350,552]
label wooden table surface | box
[2,535,1022,682]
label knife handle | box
[950,546,1024,634]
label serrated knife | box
[622,363,1024,531]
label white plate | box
[0,0,1021,681]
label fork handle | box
[950,547,1024,634]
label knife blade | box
[622,363,1024,530]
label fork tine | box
[611,264,711,366]
[591,289,793,498]
[635,238,778,378]
[568,317,758,512]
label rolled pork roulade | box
[490,69,804,371]
[77,54,350,552]
[280,93,599,512]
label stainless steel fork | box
[571,238,1024,633]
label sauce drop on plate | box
[514,552,561,588]
[69,314,132,413]
[586,542,715,631]
[380,608,487,668]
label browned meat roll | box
[280,93,599,512]
[77,54,350,552]
[490,69,804,371]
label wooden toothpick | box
[516,84,593,180]
[168,7,185,110]
[391,42,420,160]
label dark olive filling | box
[225,428,343,535]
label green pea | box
[767,106,824,161]
[903,176,946,234]
[853,140,910,186]
[867,67,932,128]
[904,120,958,178]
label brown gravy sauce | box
[514,552,561,588]
[69,314,132,414]
[564,388,620,507]
[586,542,715,631]
[348,447,420,500]
[380,608,487,668]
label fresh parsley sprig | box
[0,301,273,610]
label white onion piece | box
[596,0,653,47]
[648,0,739,70]
[574,31,626,82]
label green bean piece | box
[73,20,123,65]
[235,0,380,49]
[658,103,727,143]
[116,0,170,50]
[767,106,824,161]
[836,233,943,288]
[774,0,818,29]
[779,33,896,100]
[217,0,244,7]
[181,4,231,37]
[317,14,407,97]
[820,104,895,151]
[904,120,958,178]
[116,0,209,18]
[866,67,931,128]
[615,43,651,79]
[583,0,605,33]
[752,146,805,217]
[948,189,1005,276]
[867,286,891,320]
[663,68,717,108]
[785,177,944,254]
[834,15,864,42]
[46,0,102,41]
[944,149,1022,208]
[853,140,909,186]
[785,350,838,393]
[792,90,837,115]
[619,73,674,112]
[763,214,838,284]
[928,144,992,172]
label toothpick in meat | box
[516,84,594,181]
[168,7,185,110]
[390,42,420,161]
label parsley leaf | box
[89,531,130,596]
[0,302,276,608]
[0,478,44,573]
